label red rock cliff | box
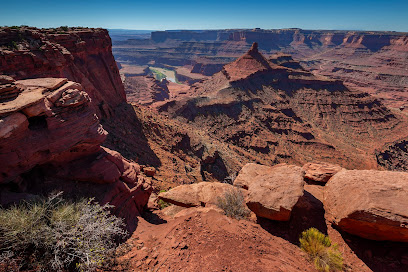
[0,26,126,118]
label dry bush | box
[216,188,250,220]
[300,228,343,271]
[0,192,127,272]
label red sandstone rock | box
[234,163,287,189]
[302,162,343,183]
[244,164,305,221]
[0,27,126,118]
[0,78,106,183]
[143,166,156,177]
[0,77,151,229]
[324,169,408,242]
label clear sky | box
[1,0,407,32]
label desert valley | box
[0,13,408,272]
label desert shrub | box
[0,193,126,272]
[299,228,343,271]
[216,188,250,220]
[157,189,171,210]
[60,26,69,31]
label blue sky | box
[1,0,407,31]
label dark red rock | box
[0,27,126,118]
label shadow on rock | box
[338,229,408,272]
[102,103,162,167]
[258,189,327,244]
[141,210,167,225]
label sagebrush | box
[216,188,250,220]
[0,193,127,272]
[299,228,343,271]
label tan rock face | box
[243,164,305,221]
[302,162,343,183]
[324,169,408,242]
[158,182,243,207]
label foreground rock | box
[0,77,152,230]
[237,163,305,221]
[117,209,315,271]
[158,182,243,207]
[324,169,408,242]
[234,163,279,189]
[302,162,343,183]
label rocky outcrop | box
[124,76,169,105]
[191,62,223,76]
[302,162,343,183]
[324,169,408,242]
[376,139,408,171]
[0,26,125,118]
[0,77,105,183]
[158,182,243,207]
[0,77,151,230]
[241,164,305,221]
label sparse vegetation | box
[299,228,344,271]
[0,192,127,272]
[216,188,250,220]
[157,189,171,209]
[60,26,69,31]
[8,41,18,50]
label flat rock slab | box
[0,86,46,116]
[243,164,305,221]
[234,163,286,189]
[324,169,408,242]
[16,78,68,91]
[303,162,343,183]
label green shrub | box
[0,192,126,271]
[60,26,69,31]
[157,189,171,209]
[216,188,250,220]
[299,228,343,271]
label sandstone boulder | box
[143,166,156,177]
[302,162,343,183]
[243,164,305,221]
[324,169,408,242]
[158,182,244,207]
[234,163,286,189]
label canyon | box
[1,26,408,271]
[113,28,408,110]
